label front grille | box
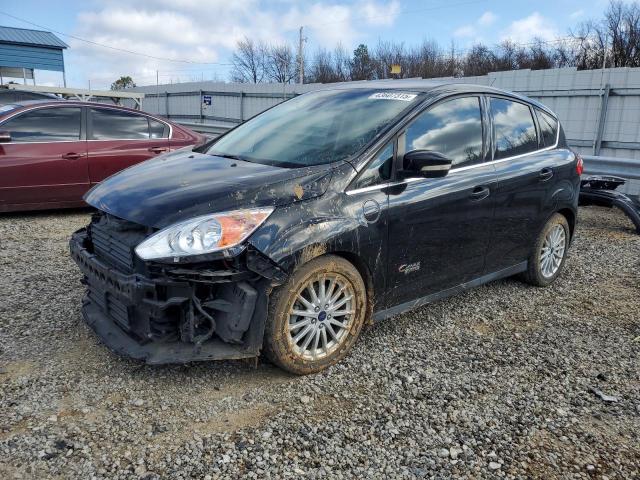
[89,214,147,273]
[88,283,131,331]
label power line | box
[0,10,234,65]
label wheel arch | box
[557,207,576,240]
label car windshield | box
[206,89,423,168]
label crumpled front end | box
[70,212,284,364]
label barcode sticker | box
[368,92,417,101]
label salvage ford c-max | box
[70,81,582,374]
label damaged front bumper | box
[70,226,279,364]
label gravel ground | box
[0,206,638,480]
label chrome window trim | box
[0,105,83,144]
[0,104,173,144]
[88,105,173,141]
[345,124,560,196]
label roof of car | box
[0,99,165,118]
[315,79,554,115]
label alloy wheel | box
[540,224,566,278]
[287,274,355,360]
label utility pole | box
[299,26,305,84]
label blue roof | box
[0,26,68,49]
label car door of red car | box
[0,105,88,210]
[87,107,171,184]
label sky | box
[0,0,611,89]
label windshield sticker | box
[369,92,417,101]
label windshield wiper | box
[213,153,245,161]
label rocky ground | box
[0,206,638,479]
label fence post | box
[240,91,245,122]
[199,89,203,122]
[165,91,169,118]
[593,84,610,156]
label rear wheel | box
[522,213,570,287]
[263,255,367,375]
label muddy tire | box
[522,213,570,287]
[263,255,367,375]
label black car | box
[70,81,582,374]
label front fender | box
[248,195,367,273]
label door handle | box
[539,167,554,181]
[470,185,490,201]
[148,146,168,154]
[62,152,83,160]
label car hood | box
[84,149,334,228]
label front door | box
[385,95,496,307]
[0,106,88,209]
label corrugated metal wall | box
[130,66,640,161]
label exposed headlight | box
[135,207,274,260]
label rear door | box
[0,106,88,208]
[87,107,171,183]
[385,95,497,307]
[485,97,561,272]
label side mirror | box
[0,131,11,143]
[402,150,452,178]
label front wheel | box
[522,213,570,287]
[263,255,367,375]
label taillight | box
[575,154,584,176]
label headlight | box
[135,207,273,260]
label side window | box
[405,96,483,168]
[491,98,538,159]
[1,107,81,142]
[149,119,169,139]
[535,108,558,147]
[351,142,394,190]
[90,109,150,140]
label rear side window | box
[149,119,169,139]
[405,96,483,168]
[1,107,81,142]
[352,142,394,190]
[535,108,558,147]
[90,109,150,140]
[490,98,538,159]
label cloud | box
[453,11,497,39]
[478,11,497,27]
[64,0,401,88]
[357,0,401,27]
[500,12,559,43]
[454,25,477,38]
[570,9,584,20]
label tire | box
[263,254,368,375]
[522,213,570,287]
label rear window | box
[535,108,558,147]
[0,107,81,142]
[490,98,538,159]
[90,108,150,140]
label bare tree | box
[265,43,297,83]
[461,44,496,76]
[571,1,640,69]
[332,44,352,82]
[230,36,267,83]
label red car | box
[0,101,205,212]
